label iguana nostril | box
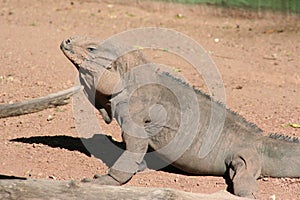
[66,39,71,44]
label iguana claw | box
[237,191,258,199]
[81,174,121,186]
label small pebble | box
[47,115,54,121]
[270,194,276,200]
[235,85,243,90]
[262,177,269,181]
[49,175,57,180]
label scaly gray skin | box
[60,36,300,198]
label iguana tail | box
[260,134,300,177]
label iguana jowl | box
[61,36,300,198]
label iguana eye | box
[87,47,97,53]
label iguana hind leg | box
[226,148,262,199]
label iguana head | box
[60,36,123,96]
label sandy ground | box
[0,0,299,199]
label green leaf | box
[30,22,37,26]
[175,13,184,19]
[126,12,135,17]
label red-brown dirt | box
[0,0,299,199]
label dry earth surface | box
[0,0,299,199]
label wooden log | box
[0,179,249,200]
[0,86,82,118]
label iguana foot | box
[226,149,261,199]
[137,160,147,172]
[235,190,258,199]
[81,174,121,186]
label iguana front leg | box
[226,148,262,199]
[84,90,149,185]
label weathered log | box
[0,179,249,200]
[0,86,82,118]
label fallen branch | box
[0,86,82,118]
[0,179,248,200]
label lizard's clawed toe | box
[93,174,102,179]
[82,174,121,186]
[81,177,93,183]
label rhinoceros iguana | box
[60,36,300,199]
